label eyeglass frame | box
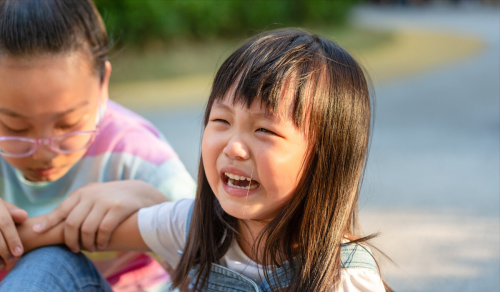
[0,98,103,158]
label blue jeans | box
[0,245,112,292]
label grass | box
[108,26,395,84]
[108,25,483,111]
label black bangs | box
[205,29,327,128]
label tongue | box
[233,179,251,187]
[232,179,259,188]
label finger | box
[0,231,14,266]
[95,208,130,250]
[33,195,79,233]
[10,210,28,225]
[0,203,23,257]
[80,204,108,252]
[64,202,93,253]
[0,258,5,271]
[3,201,28,224]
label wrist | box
[17,217,64,253]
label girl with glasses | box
[0,0,195,291]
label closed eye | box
[2,124,29,134]
[56,114,88,130]
[57,123,78,130]
[256,128,274,134]
[213,119,230,124]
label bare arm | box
[18,212,149,253]
[17,217,64,253]
[32,180,167,253]
[99,212,149,252]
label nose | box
[223,136,250,161]
[31,143,58,161]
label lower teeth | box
[227,178,258,190]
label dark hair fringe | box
[0,0,109,79]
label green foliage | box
[93,0,361,47]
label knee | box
[22,245,79,264]
[15,245,90,271]
[3,245,86,278]
[0,245,110,292]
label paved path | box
[132,5,499,292]
[352,5,499,215]
[353,5,499,291]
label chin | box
[24,169,66,182]
[217,198,255,220]
[221,200,276,222]
[25,174,52,182]
[45,172,66,182]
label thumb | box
[4,201,28,224]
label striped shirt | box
[0,100,196,291]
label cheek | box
[48,151,86,180]
[62,150,86,165]
[201,129,222,191]
[2,157,30,170]
[257,146,306,199]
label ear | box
[100,61,112,103]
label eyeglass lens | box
[54,132,95,152]
[0,132,95,156]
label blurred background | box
[94,0,499,291]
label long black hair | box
[172,28,387,291]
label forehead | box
[214,95,297,127]
[0,53,98,118]
[217,76,304,121]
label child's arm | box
[19,212,149,254]
[17,217,64,253]
[31,180,167,253]
[100,212,149,252]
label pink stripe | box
[85,101,177,166]
[0,256,169,291]
[107,254,169,292]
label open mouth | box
[222,172,260,190]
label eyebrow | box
[213,101,275,120]
[0,100,90,119]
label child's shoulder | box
[104,100,160,133]
[339,243,385,292]
[87,100,177,164]
[340,243,377,273]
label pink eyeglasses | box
[0,100,103,158]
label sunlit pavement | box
[355,5,499,291]
[131,5,499,292]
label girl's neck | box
[236,219,268,264]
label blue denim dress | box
[175,204,379,292]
